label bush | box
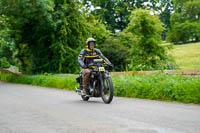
[99,38,129,71]
[123,9,174,70]
[167,21,200,43]
[167,0,200,43]
[0,57,10,68]
[1,72,200,104]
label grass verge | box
[0,73,78,90]
[0,72,200,104]
[170,42,200,69]
[112,74,200,104]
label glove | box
[82,65,87,69]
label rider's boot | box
[82,88,90,96]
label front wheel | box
[100,77,114,104]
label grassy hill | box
[170,42,200,69]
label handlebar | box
[87,62,105,67]
[87,59,113,68]
[87,63,113,68]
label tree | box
[167,21,200,43]
[83,0,117,32]
[83,0,166,32]
[172,0,189,12]
[99,38,129,71]
[159,0,173,39]
[83,0,174,35]
[167,0,200,43]
[124,9,171,70]
[0,0,111,73]
[1,0,60,73]
[0,15,18,68]
[85,14,111,45]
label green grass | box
[170,42,200,69]
[112,74,200,104]
[0,73,78,90]
[1,72,200,104]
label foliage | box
[98,32,140,71]
[0,15,18,68]
[0,0,110,74]
[112,73,200,104]
[116,32,139,49]
[99,38,129,71]
[0,72,78,90]
[167,0,200,43]
[159,0,173,39]
[167,21,200,43]
[124,9,174,70]
[173,0,191,12]
[1,0,199,73]
[85,14,111,45]
[83,0,131,32]
[1,72,200,104]
[83,0,173,33]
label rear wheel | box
[81,95,90,101]
[101,77,114,104]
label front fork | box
[99,71,110,94]
[99,72,105,96]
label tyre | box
[81,95,90,101]
[100,77,114,104]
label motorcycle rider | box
[78,38,113,96]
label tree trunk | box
[195,36,199,42]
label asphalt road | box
[0,81,200,133]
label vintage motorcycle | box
[75,59,114,104]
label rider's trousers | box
[82,69,92,90]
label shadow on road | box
[69,99,105,104]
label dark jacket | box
[78,48,111,68]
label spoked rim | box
[101,77,113,104]
[103,78,111,99]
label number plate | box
[99,67,105,72]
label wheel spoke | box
[101,77,113,104]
